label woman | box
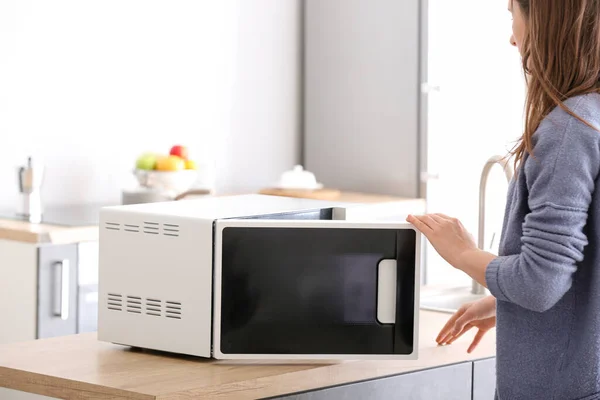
[408,1,600,398]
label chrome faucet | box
[472,155,514,295]
[420,154,514,313]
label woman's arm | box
[457,249,496,287]
[406,214,496,287]
[485,107,600,312]
[409,101,600,313]
[483,208,590,312]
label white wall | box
[424,0,525,286]
[0,0,301,209]
[221,0,302,194]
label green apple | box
[136,153,158,170]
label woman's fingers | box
[442,324,473,345]
[467,330,487,353]
[437,326,455,345]
[446,324,472,345]
[407,215,434,234]
[429,214,446,224]
[439,304,477,346]
[453,310,475,335]
[409,213,461,232]
[437,314,462,344]
[434,213,465,229]
[419,215,440,228]
[436,307,467,343]
[408,213,463,236]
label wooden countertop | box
[0,310,496,400]
[336,192,425,204]
[257,189,426,205]
[0,219,99,245]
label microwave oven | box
[97,195,421,360]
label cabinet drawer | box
[37,244,78,339]
[275,362,472,400]
[473,358,496,400]
[0,388,56,399]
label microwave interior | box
[217,207,417,356]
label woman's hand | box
[406,213,497,285]
[437,296,497,353]
[406,213,478,268]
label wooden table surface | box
[257,188,426,205]
[0,219,99,244]
[0,310,495,400]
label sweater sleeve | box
[486,104,600,312]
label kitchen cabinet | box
[304,0,421,198]
[0,238,99,344]
[276,362,473,400]
[77,241,99,334]
[473,358,497,400]
[0,389,55,400]
[37,244,78,339]
[37,241,99,339]
[0,240,37,344]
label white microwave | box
[97,195,421,360]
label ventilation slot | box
[145,298,162,317]
[143,221,160,235]
[162,224,180,237]
[165,301,182,319]
[105,222,120,231]
[124,224,140,233]
[107,293,123,311]
[105,294,182,319]
[126,296,142,314]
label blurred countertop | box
[0,218,99,245]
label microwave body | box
[98,195,421,360]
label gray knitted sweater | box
[486,93,600,399]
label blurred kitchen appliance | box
[17,157,44,223]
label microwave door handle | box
[53,260,70,321]
[377,259,397,324]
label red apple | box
[169,145,189,160]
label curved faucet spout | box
[472,155,514,295]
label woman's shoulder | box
[563,93,600,124]
[525,94,600,204]
[536,93,600,143]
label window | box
[425,0,526,285]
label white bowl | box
[133,169,198,194]
[273,165,323,190]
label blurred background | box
[0,0,525,293]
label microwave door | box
[213,220,421,360]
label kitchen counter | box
[0,204,108,244]
[257,188,426,205]
[0,219,99,245]
[0,310,496,400]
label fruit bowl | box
[133,169,198,195]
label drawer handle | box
[53,260,70,320]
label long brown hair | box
[511,0,600,170]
